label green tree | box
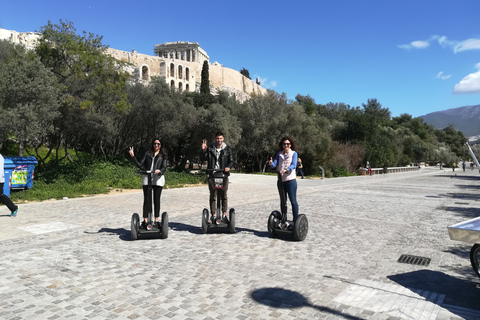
[0,47,60,157]
[35,20,130,159]
[200,60,210,95]
[122,77,197,164]
[240,67,251,79]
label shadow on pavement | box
[235,227,270,238]
[168,222,202,234]
[443,244,471,260]
[85,228,131,241]
[250,287,364,319]
[440,193,480,201]
[455,184,480,190]
[439,205,480,219]
[434,175,480,181]
[388,270,480,317]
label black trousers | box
[142,185,163,219]
[0,183,18,213]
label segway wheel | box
[268,210,281,237]
[201,208,209,234]
[293,214,308,241]
[470,243,480,278]
[229,208,236,234]
[161,211,169,239]
[131,213,140,240]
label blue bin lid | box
[4,156,38,167]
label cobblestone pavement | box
[0,168,479,320]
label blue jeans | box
[277,179,299,221]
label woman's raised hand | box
[201,139,207,150]
[128,147,134,157]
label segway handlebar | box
[205,169,227,173]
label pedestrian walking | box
[0,154,18,217]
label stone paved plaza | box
[0,168,479,320]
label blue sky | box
[1,0,479,117]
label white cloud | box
[453,64,480,94]
[398,39,430,50]
[455,38,480,53]
[400,35,480,53]
[437,36,480,53]
[437,71,452,80]
[255,76,277,89]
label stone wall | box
[0,27,266,101]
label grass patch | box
[9,157,205,202]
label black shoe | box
[222,215,229,223]
[141,221,147,229]
[209,214,215,224]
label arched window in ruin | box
[178,65,183,79]
[185,67,189,80]
[170,63,175,78]
[178,82,183,93]
[186,84,190,92]
[170,80,175,89]
[141,65,149,81]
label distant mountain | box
[419,104,480,137]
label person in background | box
[366,161,372,176]
[296,157,304,179]
[129,139,168,228]
[0,154,18,217]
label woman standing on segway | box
[129,139,168,228]
[269,137,299,230]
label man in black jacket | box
[201,132,234,222]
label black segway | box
[131,170,168,240]
[201,169,235,234]
[267,173,308,241]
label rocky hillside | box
[419,104,480,137]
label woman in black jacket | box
[129,139,167,228]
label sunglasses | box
[283,143,291,146]
[153,143,160,146]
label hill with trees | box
[420,104,480,138]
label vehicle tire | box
[202,208,209,234]
[229,208,236,234]
[470,243,480,278]
[293,214,308,241]
[131,213,140,240]
[267,210,281,237]
[161,211,169,239]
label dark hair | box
[278,136,296,151]
[151,138,168,159]
[215,131,224,138]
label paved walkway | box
[0,167,479,319]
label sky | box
[1,0,479,118]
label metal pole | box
[318,166,325,180]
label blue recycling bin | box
[3,156,38,197]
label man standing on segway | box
[202,132,234,223]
